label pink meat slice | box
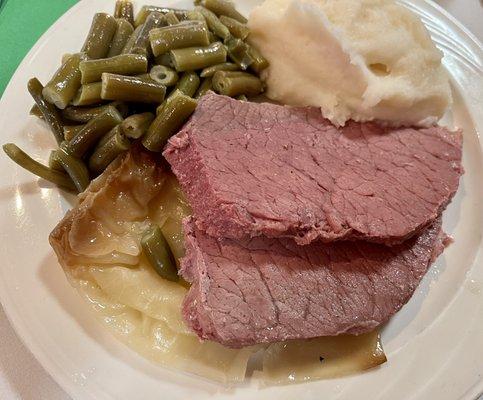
[164,93,462,245]
[180,217,446,348]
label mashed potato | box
[248,0,452,126]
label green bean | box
[212,71,262,97]
[165,11,180,26]
[226,37,254,70]
[134,6,189,27]
[170,41,227,72]
[111,101,130,117]
[195,77,213,98]
[195,6,230,41]
[174,72,200,97]
[248,45,269,73]
[81,13,118,59]
[143,91,197,152]
[3,144,76,191]
[121,13,166,56]
[155,102,165,115]
[29,105,44,120]
[141,225,179,282]
[72,82,103,106]
[149,21,210,57]
[219,15,250,40]
[114,0,134,25]
[121,25,142,55]
[65,106,123,157]
[107,18,134,57]
[200,62,238,77]
[236,94,248,101]
[62,102,128,123]
[96,125,121,150]
[155,53,175,68]
[149,65,179,87]
[88,127,130,174]
[61,53,73,64]
[157,81,199,115]
[208,31,217,43]
[201,0,247,23]
[135,73,151,81]
[80,54,148,84]
[186,10,205,22]
[135,11,167,51]
[120,112,155,139]
[52,148,90,192]
[101,73,166,103]
[48,150,64,171]
[123,12,165,55]
[63,125,85,141]
[42,53,86,109]
[27,78,64,144]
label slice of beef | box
[181,217,446,348]
[164,93,462,245]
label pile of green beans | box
[4,0,268,196]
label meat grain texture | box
[181,217,446,348]
[164,93,463,245]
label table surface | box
[1,1,482,399]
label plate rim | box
[0,1,482,399]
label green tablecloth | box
[0,0,78,96]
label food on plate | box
[50,147,386,383]
[3,0,464,386]
[134,5,189,27]
[72,81,104,106]
[107,18,135,57]
[43,53,87,109]
[200,62,239,78]
[196,6,232,40]
[219,16,250,40]
[88,124,131,174]
[171,71,200,97]
[164,93,463,245]
[143,90,198,152]
[114,0,135,26]
[49,148,256,383]
[101,72,167,103]
[148,20,210,57]
[4,0,266,193]
[79,53,148,84]
[81,13,118,59]
[260,330,386,383]
[181,217,445,347]
[149,65,179,86]
[199,0,247,24]
[65,106,123,158]
[61,101,128,123]
[169,42,228,72]
[3,144,76,191]
[249,0,452,126]
[120,111,155,139]
[27,78,65,145]
[212,71,263,96]
[123,11,165,56]
[141,224,180,282]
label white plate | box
[0,0,482,399]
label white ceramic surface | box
[0,1,482,399]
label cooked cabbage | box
[50,149,255,383]
[258,331,386,383]
[50,148,386,384]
